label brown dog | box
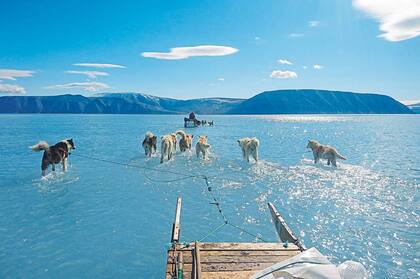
[196,135,211,159]
[30,139,76,176]
[306,140,346,167]
[176,130,194,152]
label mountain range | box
[0,89,413,114]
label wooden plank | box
[168,254,299,264]
[193,241,202,279]
[171,197,182,243]
[197,250,299,256]
[169,248,299,257]
[201,271,256,279]
[169,270,257,279]
[166,249,175,279]
[175,242,300,251]
[268,202,305,251]
[182,261,279,272]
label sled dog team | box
[143,131,346,167]
[143,130,214,163]
[30,135,346,176]
[142,130,260,164]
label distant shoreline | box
[0,89,414,114]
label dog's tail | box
[176,130,186,139]
[30,141,49,152]
[335,151,346,160]
[252,138,260,147]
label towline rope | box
[71,152,268,243]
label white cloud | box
[308,21,320,27]
[66,70,109,79]
[313,64,323,70]
[278,59,293,65]
[289,33,304,38]
[254,36,261,41]
[0,83,26,94]
[141,45,239,60]
[0,69,35,80]
[73,63,126,69]
[46,82,110,92]
[270,70,298,79]
[218,77,225,81]
[353,0,420,41]
[400,99,420,105]
[303,65,308,69]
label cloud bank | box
[0,83,26,94]
[66,70,109,79]
[0,69,35,80]
[270,70,298,79]
[313,64,323,70]
[142,45,238,60]
[73,63,126,69]
[46,82,110,92]
[353,0,420,41]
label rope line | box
[71,152,282,243]
[198,222,227,242]
[228,223,267,242]
[72,153,203,179]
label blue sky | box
[0,0,419,101]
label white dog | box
[196,136,211,159]
[237,137,259,162]
[160,134,176,163]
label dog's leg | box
[314,154,319,164]
[196,148,200,158]
[327,159,331,165]
[52,164,56,172]
[41,161,48,177]
[253,149,258,162]
[331,158,337,167]
[62,158,67,171]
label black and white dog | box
[30,139,76,176]
[142,131,157,157]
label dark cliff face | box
[0,90,412,114]
[228,90,412,114]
